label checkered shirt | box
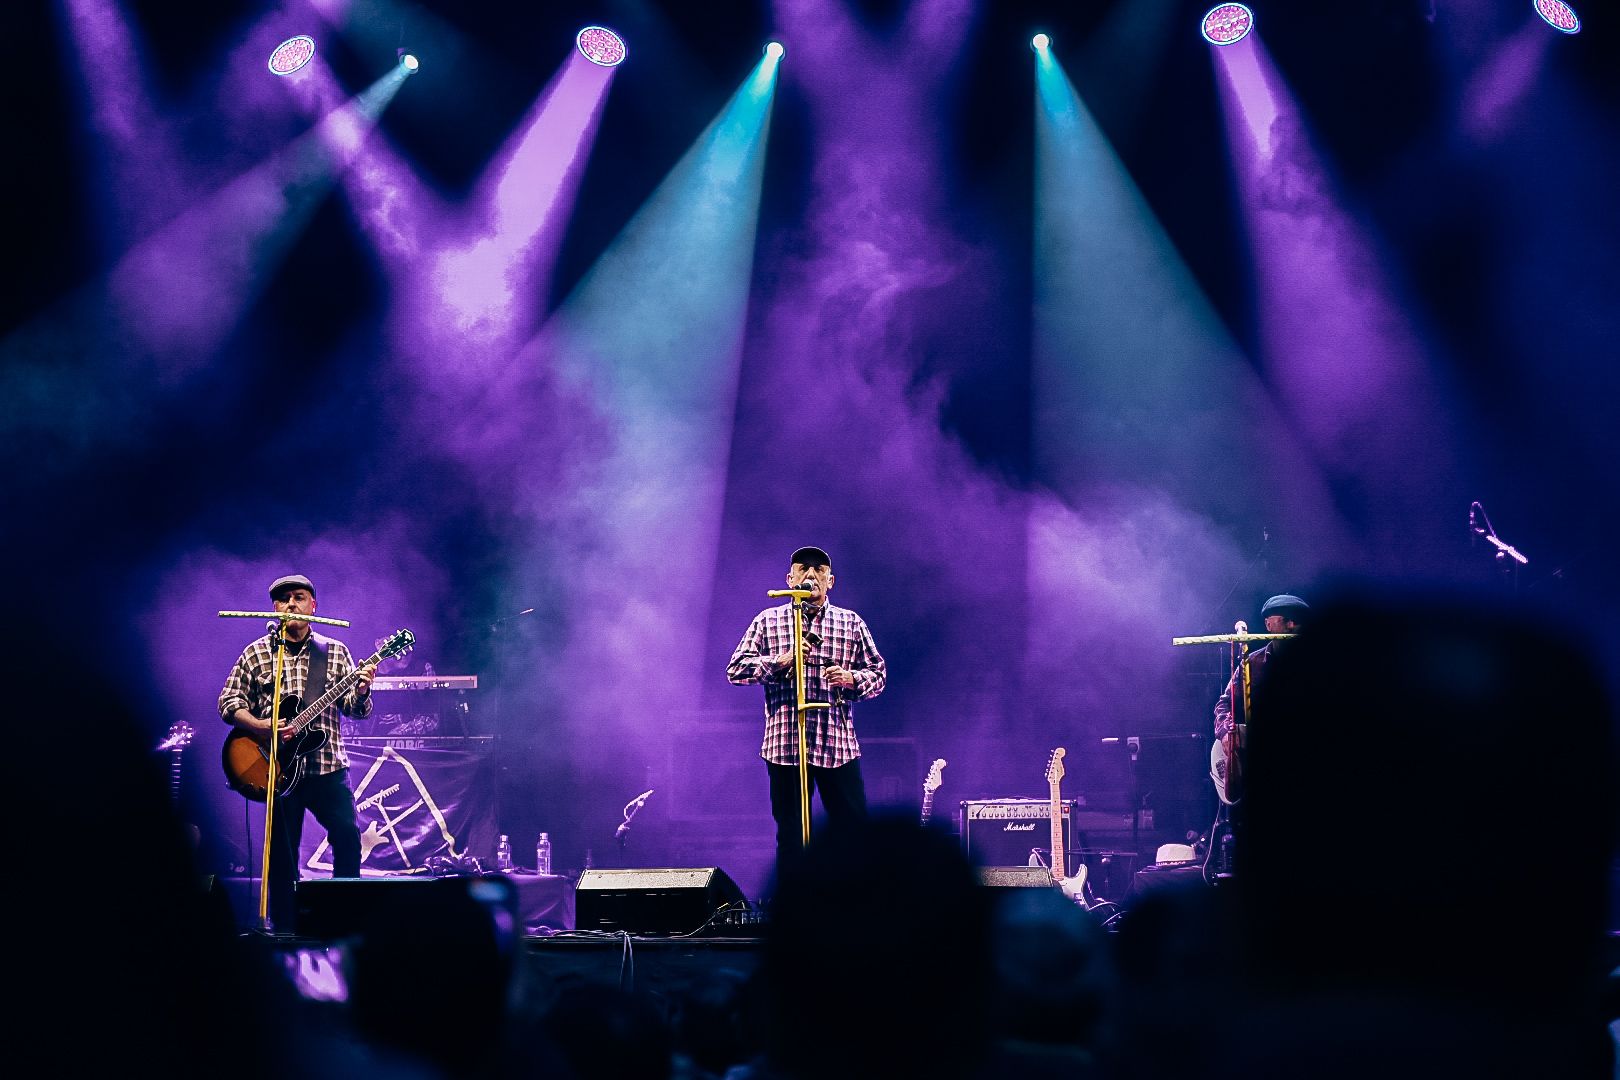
[218,632,373,776]
[727,602,886,767]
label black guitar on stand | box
[157,720,195,803]
[156,720,200,849]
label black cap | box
[790,546,831,569]
[1261,594,1308,619]
[269,574,316,600]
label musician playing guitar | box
[218,574,376,930]
[1211,594,1306,868]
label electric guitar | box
[156,720,201,849]
[1211,629,1251,806]
[1044,747,1088,906]
[920,758,946,826]
[1210,727,1244,806]
[221,628,415,802]
[156,720,195,805]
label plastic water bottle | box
[496,834,513,872]
[536,832,552,876]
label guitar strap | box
[305,633,331,711]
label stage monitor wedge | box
[574,867,746,935]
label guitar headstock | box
[378,629,416,662]
[156,720,195,752]
[1045,747,1066,785]
[923,758,947,794]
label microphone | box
[615,790,655,840]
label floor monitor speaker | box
[574,867,746,935]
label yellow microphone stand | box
[218,608,351,929]
[766,585,831,847]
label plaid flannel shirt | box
[727,601,886,767]
[218,632,373,777]
[1213,643,1276,737]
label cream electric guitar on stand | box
[1044,748,1088,906]
[919,758,946,826]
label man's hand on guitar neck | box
[355,662,377,697]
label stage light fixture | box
[765,41,784,59]
[268,35,317,77]
[576,25,628,67]
[399,52,420,74]
[1533,0,1581,33]
[1201,3,1255,46]
[1032,33,1051,51]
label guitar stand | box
[217,607,351,930]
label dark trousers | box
[268,767,359,930]
[767,759,867,866]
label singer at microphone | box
[1212,594,1307,743]
[217,573,378,932]
[726,544,888,865]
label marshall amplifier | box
[961,798,1077,872]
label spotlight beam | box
[1032,45,1337,539]
[507,55,781,720]
[56,0,189,248]
[423,49,617,347]
[1210,32,1469,566]
[0,67,411,477]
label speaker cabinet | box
[574,867,747,935]
[960,799,1075,871]
[1124,862,1208,905]
[976,866,1057,889]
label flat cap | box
[269,574,316,600]
[1261,593,1308,618]
[789,546,831,568]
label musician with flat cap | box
[218,574,376,930]
[727,546,887,866]
[1213,594,1308,741]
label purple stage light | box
[576,26,627,67]
[765,41,785,59]
[1533,0,1581,33]
[1201,4,1254,46]
[268,34,317,77]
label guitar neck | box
[285,648,383,734]
[1048,782,1066,880]
[920,789,934,824]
